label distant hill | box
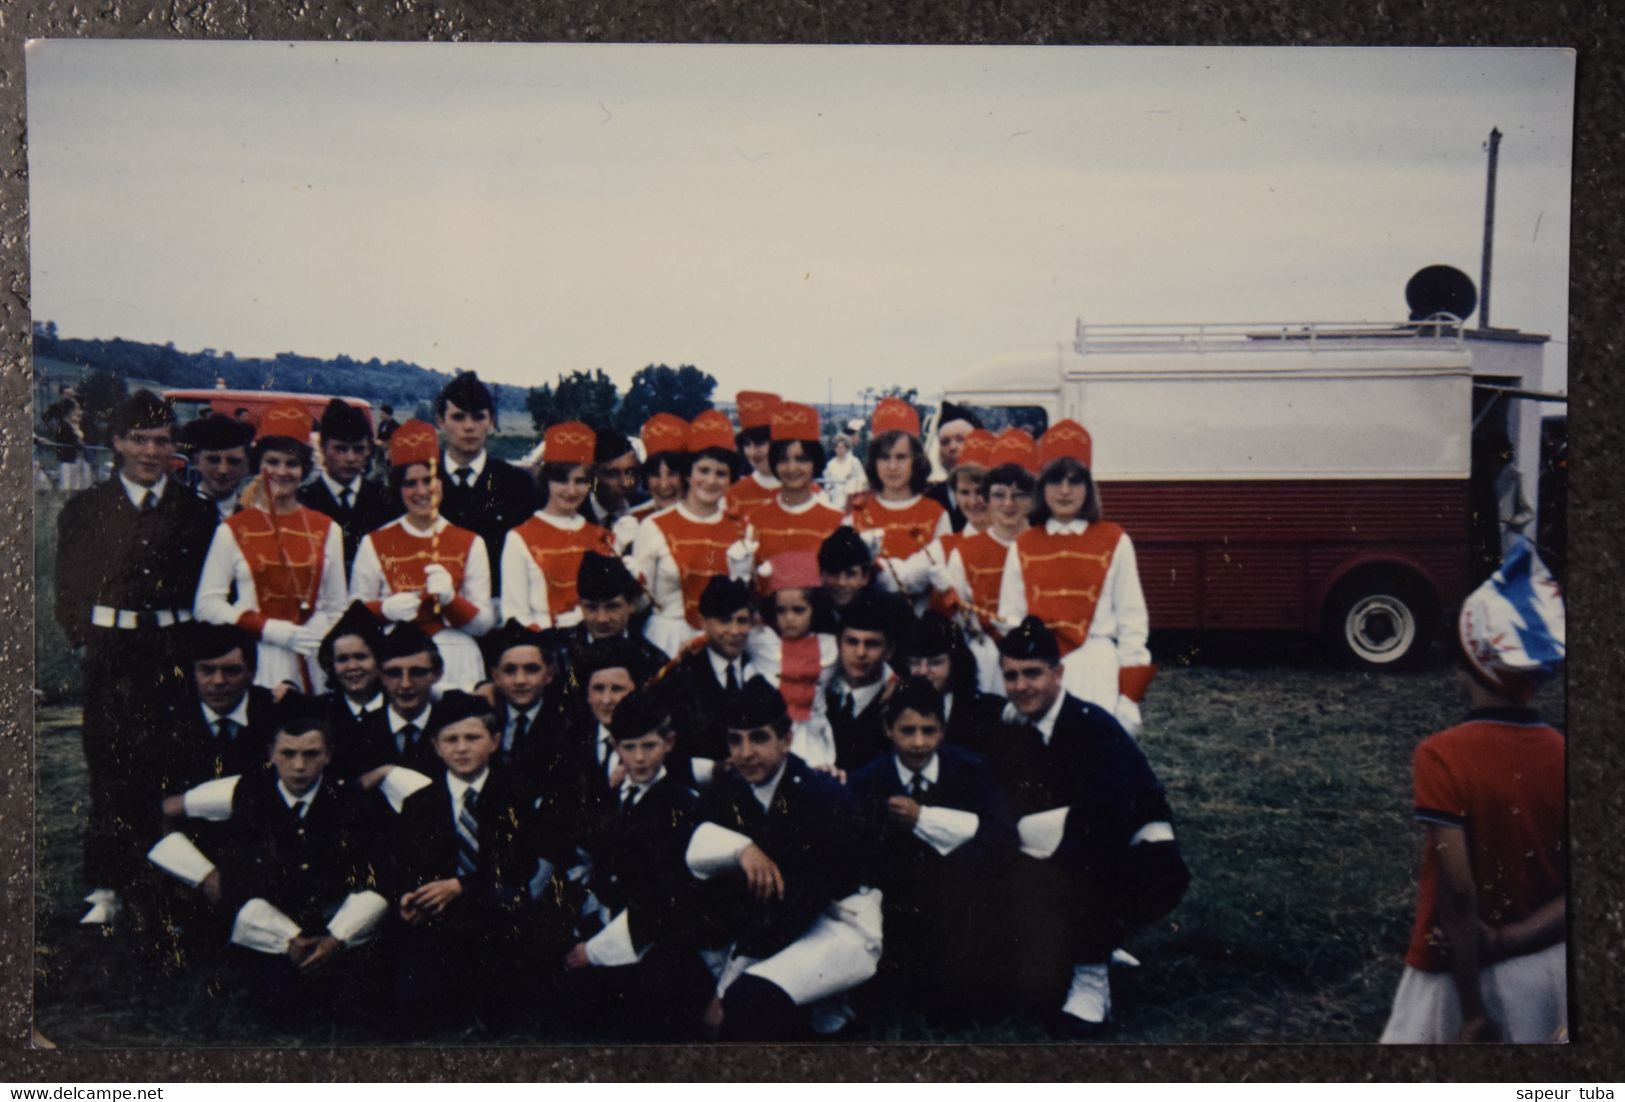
[31,326,532,422]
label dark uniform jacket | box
[389,765,534,923]
[436,453,537,597]
[944,688,1008,748]
[296,477,402,572]
[824,674,896,775]
[693,756,869,959]
[848,742,1016,885]
[657,646,750,772]
[338,704,444,779]
[162,685,290,795]
[580,772,702,952]
[213,765,384,933]
[924,481,967,534]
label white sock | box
[1060,961,1111,1023]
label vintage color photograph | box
[27,42,1571,1045]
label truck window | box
[959,405,1048,436]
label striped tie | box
[454,787,480,877]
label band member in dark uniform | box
[433,372,538,599]
[298,398,402,571]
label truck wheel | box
[1323,572,1434,669]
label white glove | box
[260,618,299,649]
[423,563,455,602]
[725,537,758,582]
[289,623,326,656]
[381,591,422,622]
[1114,696,1143,738]
[859,528,885,556]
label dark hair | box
[643,450,690,482]
[389,461,441,491]
[983,463,1036,495]
[761,583,829,632]
[593,429,635,466]
[769,438,828,482]
[376,623,445,674]
[189,622,258,671]
[864,430,929,496]
[109,389,176,439]
[428,689,500,739]
[434,371,495,418]
[882,676,946,729]
[609,686,675,742]
[318,398,372,444]
[735,425,772,449]
[317,604,383,682]
[270,717,333,752]
[1031,456,1101,525]
[818,526,873,574]
[251,436,314,475]
[540,460,592,512]
[699,575,753,620]
[689,445,742,482]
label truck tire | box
[1323,571,1435,670]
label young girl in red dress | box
[746,551,839,769]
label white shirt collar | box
[120,472,167,509]
[873,494,922,511]
[446,450,488,483]
[592,490,630,520]
[446,767,490,804]
[389,705,431,733]
[773,493,826,515]
[321,470,361,500]
[1045,518,1088,536]
[1002,690,1068,744]
[596,722,617,767]
[277,778,323,810]
[202,696,250,729]
[213,487,241,520]
[751,761,788,811]
[708,648,752,686]
[535,509,586,531]
[621,765,667,804]
[893,753,940,790]
[750,470,782,490]
[675,501,725,525]
[347,691,385,718]
[397,515,450,539]
[838,675,887,715]
[942,691,955,723]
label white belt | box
[90,606,193,629]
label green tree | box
[614,364,716,435]
[78,369,128,444]
[527,368,621,431]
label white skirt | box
[429,628,487,693]
[254,642,327,696]
[644,612,699,659]
[1060,635,1120,712]
[1379,941,1567,1043]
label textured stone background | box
[1,5,1619,1082]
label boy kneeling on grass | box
[148,718,390,1024]
[558,685,715,1040]
[1381,539,1566,1044]
[684,676,880,1040]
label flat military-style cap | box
[609,685,675,741]
[319,398,373,443]
[480,618,562,668]
[109,389,177,437]
[577,552,641,602]
[185,413,255,452]
[577,638,659,685]
[997,615,1062,664]
[698,575,752,620]
[898,611,962,661]
[840,590,904,638]
[938,401,983,430]
[426,690,497,737]
[374,622,442,665]
[722,675,789,732]
[817,526,872,574]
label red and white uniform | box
[1381,710,1567,1043]
[500,512,615,630]
[743,496,845,587]
[997,519,1152,731]
[723,470,780,522]
[351,516,494,691]
[630,503,745,657]
[943,527,1017,694]
[195,506,347,692]
[847,493,951,608]
[746,626,840,769]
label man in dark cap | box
[984,616,1188,1038]
[552,554,669,714]
[298,399,402,570]
[433,371,539,598]
[183,412,256,520]
[656,575,760,781]
[926,401,982,532]
[824,590,907,773]
[684,677,877,1040]
[580,427,643,535]
[56,389,219,923]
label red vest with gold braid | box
[653,509,745,628]
[748,498,844,567]
[366,521,481,635]
[227,507,332,632]
[511,515,615,617]
[956,529,1013,632]
[724,474,777,523]
[848,494,947,560]
[1014,521,1123,655]
[779,634,824,721]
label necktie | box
[338,486,354,510]
[621,785,640,813]
[140,490,157,512]
[600,734,616,778]
[454,468,473,489]
[838,692,856,723]
[397,722,418,756]
[454,787,480,877]
[216,718,238,743]
[725,662,740,692]
[293,798,309,820]
[506,713,529,753]
[909,773,929,801]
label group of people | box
[52,366,1563,1044]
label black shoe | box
[1049,1011,1112,1041]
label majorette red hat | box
[687,409,738,453]
[771,401,821,444]
[543,421,597,467]
[389,419,441,470]
[1038,419,1092,469]
[871,396,920,438]
[256,401,312,442]
[735,390,782,432]
[641,412,689,456]
[990,427,1040,474]
[764,550,821,592]
[957,428,998,471]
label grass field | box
[32,629,1563,1047]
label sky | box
[25,43,1574,405]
